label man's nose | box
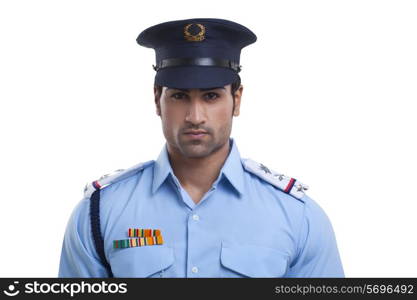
[185,99,206,125]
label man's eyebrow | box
[166,87,226,92]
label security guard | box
[58,18,344,277]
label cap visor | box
[154,66,238,89]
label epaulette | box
[242,158,309,200]
[83,160,154,198]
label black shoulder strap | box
[90,189,114,277]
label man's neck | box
[167,140,231,193]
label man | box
[59,18,344,278]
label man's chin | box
[178,143,212,158]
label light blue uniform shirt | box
[59,138,344,277]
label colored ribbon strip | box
[113,236,164,249]
[284,178,296,193]
[128,228,161,238]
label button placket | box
[187,211,203,277]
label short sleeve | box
[58,197,109,277]
[286,195,344,277]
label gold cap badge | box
[183,23,205,42]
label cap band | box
[153,57,242,73]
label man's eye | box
[204,92,219,101]
[171,93,186,100]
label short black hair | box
[154,75,241,100]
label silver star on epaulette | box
[259,163,272,174]
[296,183,309,192]
[273,174,285,181]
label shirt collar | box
[152,137,245,196]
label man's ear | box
[232,84,243,116]
[154,86,161,116]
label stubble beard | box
[176,124,231,159]
[176,134,221,159]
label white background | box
[0,0,416,277]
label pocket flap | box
[220,241,288,277]
[109,245,174,277]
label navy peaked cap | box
[136,18,257,89]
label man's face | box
[154,84,242,159]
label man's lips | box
[184,130,208,135]
[183,130,208,139]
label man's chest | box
[103,189,300,278]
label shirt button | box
[191,266,199,273]
[192,214,200,221]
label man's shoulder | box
[83,160,155,198]
[241,157,309,203]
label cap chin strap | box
[153,57,242,73]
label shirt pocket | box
[220,241,289,278]
[109,245,175,278]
